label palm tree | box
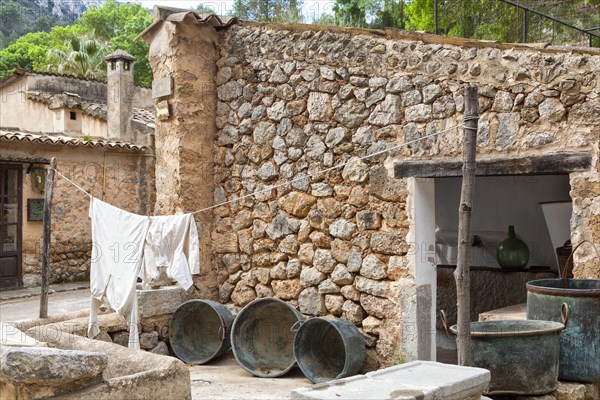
[47,36,109,80]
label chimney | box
[105,50,136,141]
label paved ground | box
[0,285,90,323]
[190,353,311,400]
[0,282,89,301]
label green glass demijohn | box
[496,225,529,269]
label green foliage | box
[313,13,336,26]
[371,0,407,29]
[76,0,153,86]
[47,36,109,79]
[329,0,423,30]
[333,0,369,27]
[0,0,153,86]
[233,0,304,23]
[0,2,25,40]
[404,0,433,32]
[330,0,406,29]
[0,25,85,79]
[328,0,600,47]
[404,0,598,45]
[413,0,520,41]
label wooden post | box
[39,157,56,318]
[454,85,478,366]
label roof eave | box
[135,7,238,42]
[0,130,151,153]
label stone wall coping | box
[137,6,600,57]
[235,20,600,57]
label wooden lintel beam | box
[394,153,592,178]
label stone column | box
[105,50,136,142]
[570,168,600,280]
[144,18,219,298]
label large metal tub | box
[293,317,365,383]
[169,299,234,364]
[231,297,304,378]
[527,278,600,382]
[450,318,565,395]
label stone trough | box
[0,325,191,400]
[0,286,192,399]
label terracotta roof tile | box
[0,130,149,152]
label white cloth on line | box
[143,213,200,290]
[87,197,150,350]
[87,198,201,349]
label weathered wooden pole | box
[39,157,56,318]
[454,85,478,366]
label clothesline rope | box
[51,117,479,215]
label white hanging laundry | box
[143,213,200,290]
[87,197,150,350]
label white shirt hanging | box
[87,198,150,349]
[143,213,200,290]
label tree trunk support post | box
[434,0,439,35]
[40,157,56,319]
[454,85,478,366]
[523,8,528,43]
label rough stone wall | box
[211,23,600,367]
[1,141,154,287]
[46,157,153,285]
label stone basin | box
[0,322,190,400]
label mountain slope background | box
[0,0,153,86]
[0,0,102,48]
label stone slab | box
[291,361,490,400]
[479,303,526,321]
[36,313,128,337]
[24,328,191,400]
[137,286,187,319]
[0,345,107,385]
[13,310,90,332]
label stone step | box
[291,361,490,400]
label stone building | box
[0,51,155,288]
[140,8,600,369]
